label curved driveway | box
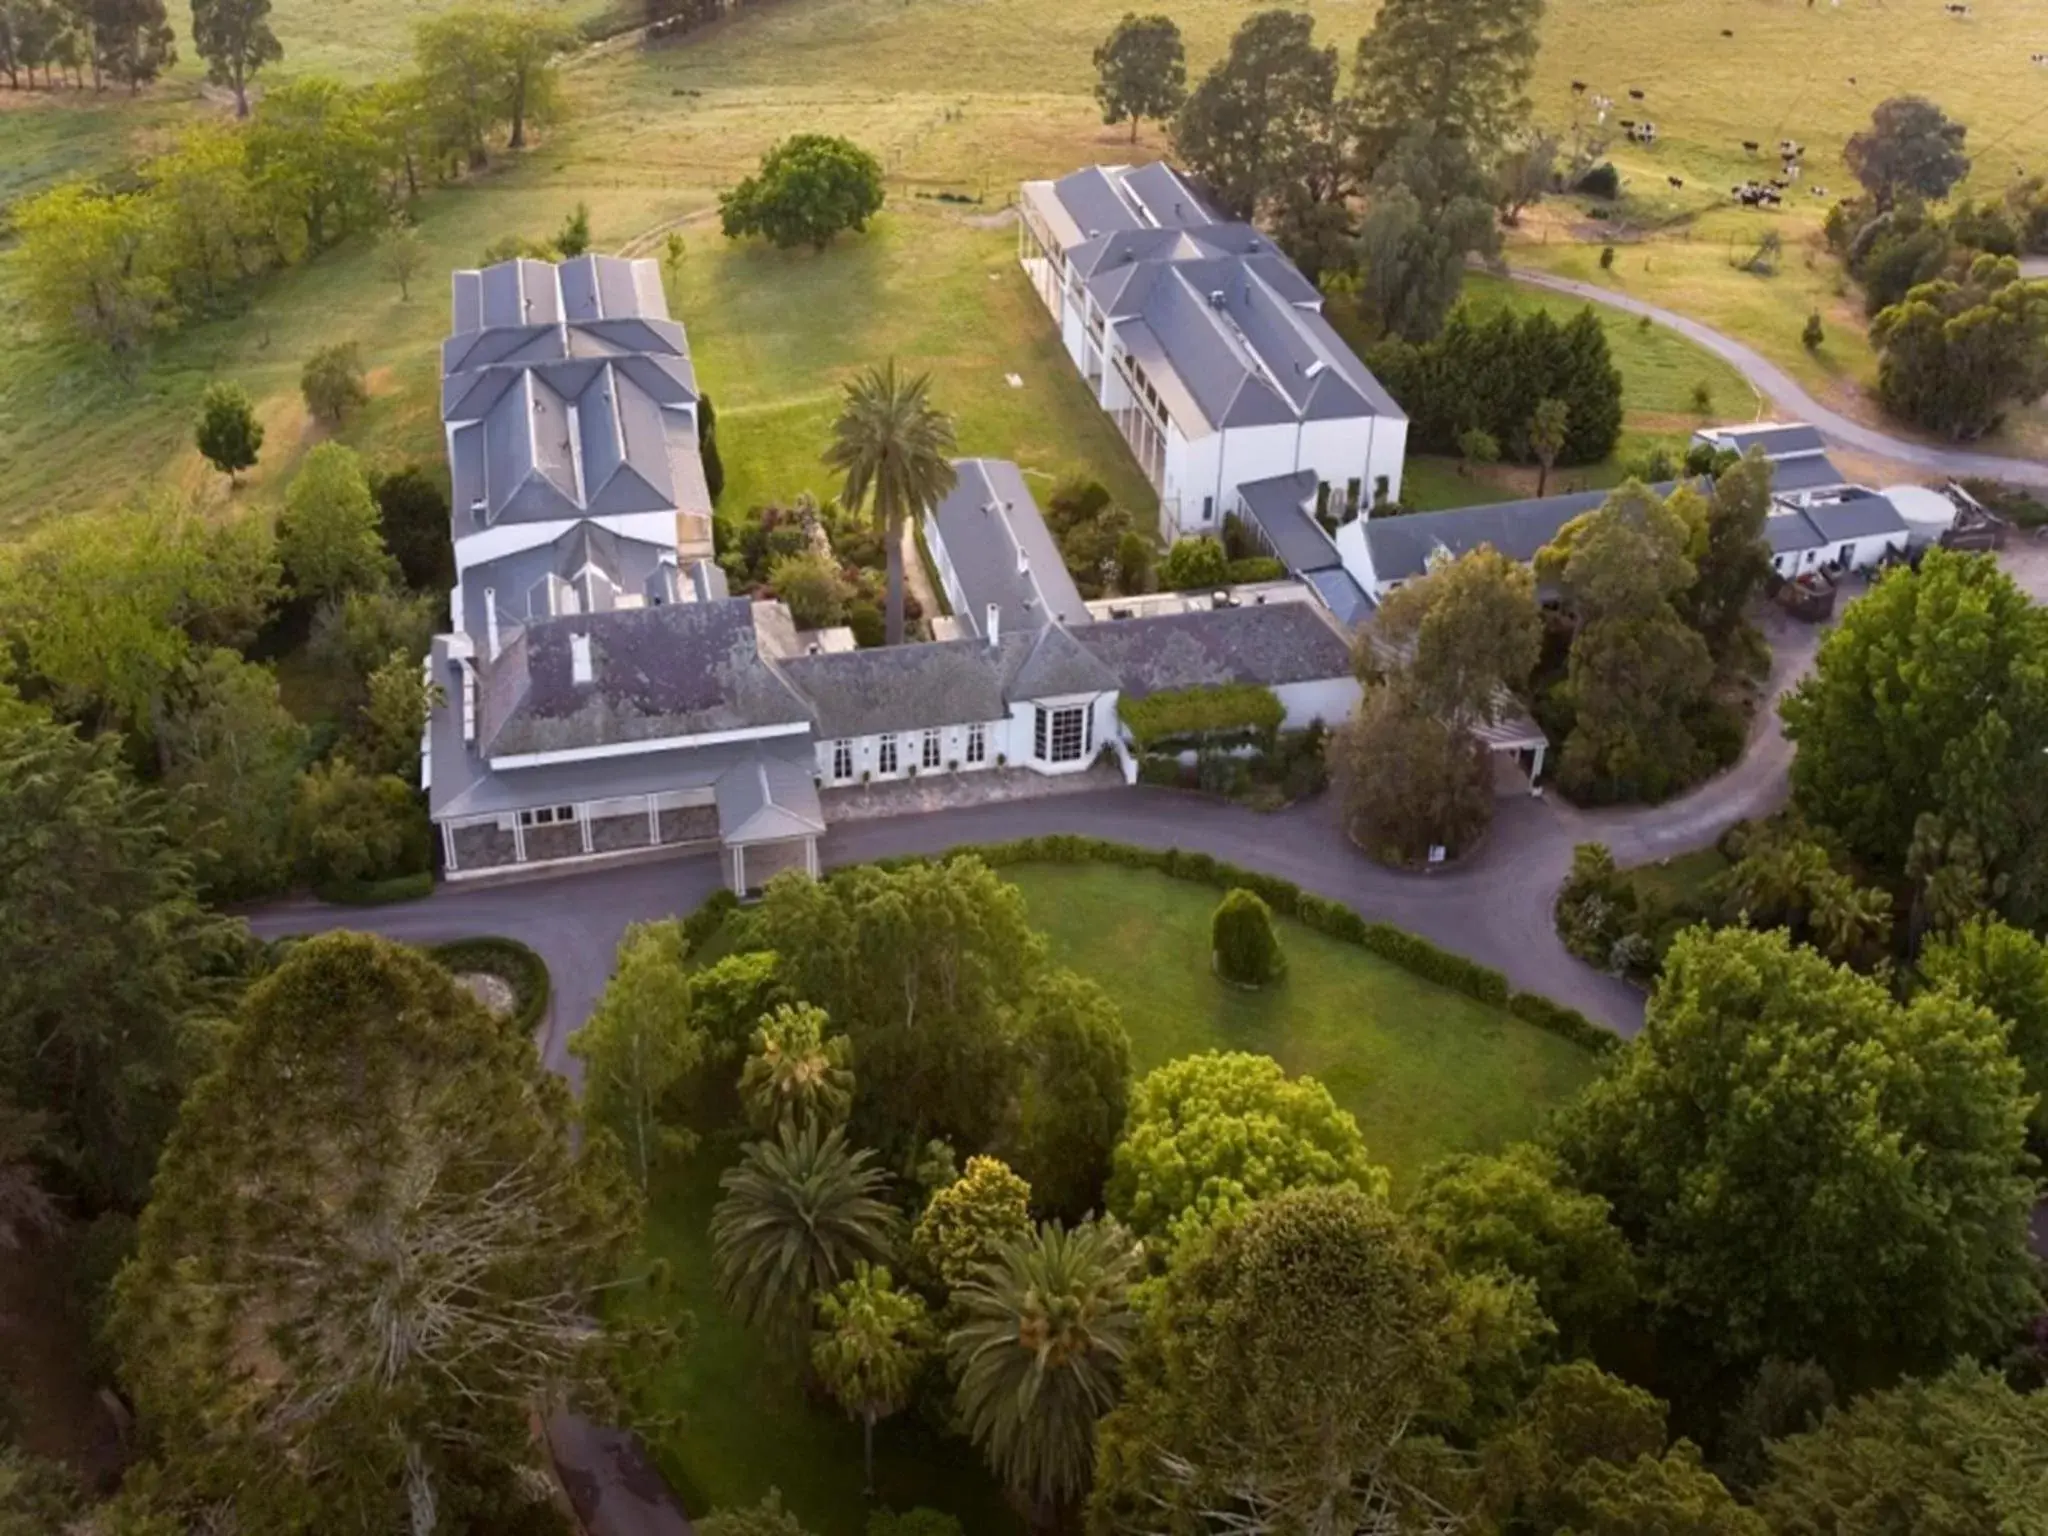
[1507,265,2048,488]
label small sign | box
[1427,845,1447,865]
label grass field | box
[623,863,1601,1531]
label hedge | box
[1120,684,1285,751]
[1225,556,1288,585]
[315,870,435,905]
[430,937,552,1034]
[851,835,1618,1057]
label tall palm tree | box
[948,1217,1141,1523]
[811,1261,931,1495]
[711,1121,899,1341]
[739,1003,856,1135]
[821,360,959,645]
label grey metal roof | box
[461,521,680,643]
[1078,602,1353,696]
[1051,166,1146,239]
[1237,471,1340,572]
[443,257,704,532]
[1362,487,1635,584]
[477,600,811,759]
[926,459,1091,637]
[1305,567,1376,628]
[1768,454,1848,493]
[1700,422,1827,459]
[1800,490,1911,543]
[715,754,824,843]
[781,640,1011,739]
[1764,513,1828,554]
[1119,161,1219,228]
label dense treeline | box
[10,3,570,356]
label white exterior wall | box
[814,718,1016,785]
[921,510,972,619]
[1000,692,1120,776]
[1334,517,1384,599]
[1167,417,1410,540]
[1273,677,1362,731]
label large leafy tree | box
[1172,8,1342,224]
[1354,126,1504,341]
[812,1262,931,1496]
[1921,917,2048,1148]
[158,648,307,898]
[86,0,175,90]
[1871,257,2048,441]
[1373,542,1541,723]
[1845,94,1971,209]
[1004,972,1131,1221]
[1091,1185,1481,1534]
[9,180,168,355]
[711,1120,899,1341]
[720,133,886,251]
[740,1003,855,1134]
[111,933,641,1530]
[188,0,279,115]
[245,76,389,253]
[1681,450,1776,662]
[280,442,398,602]
[568,918,707,1191]
[1092,13,1185,143]
[1781,549,2048,924]
[193,380,262,484]
[0,712,240,1212]
[1757,1363,2048,1534]
[1106,1050,1386,1244]
[748,857,1037,1155]
[1556,925,2040,1386]
[1409,1144,1636,1358]
[822,360,958,646]
[144,123,263,310]
[1333,681,1493,866]
[1349,0,1542,163]
[949,1217,1140,1521]
[910,1155,1033,1297]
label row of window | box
[518,804,578,827]
[831,723,991,783]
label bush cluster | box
[1213,889,1287,987]
[1120,684,1285,751]
[429,937,553,1033]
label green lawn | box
[1618,846,1730,912]
[1002,863,1602,1188]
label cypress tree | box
[1557,308,1624,465]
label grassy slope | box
[1003,863,1601,1189]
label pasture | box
[1,0,2039,533]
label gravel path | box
[1506,265,2048,488]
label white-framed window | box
[966,722,987,764]
[519,803,577,827]
[832,739,854,782]
[922,729,942,770]
[878,736,899,775]
[1036,704,1090,764]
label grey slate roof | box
[715,755,825,842]
[461,520,680,641]
[1237,471,1340,572]
[1699,422,1827,459]
[1767,453,1848,493]
[1078,602,1353,696]
[926,459,1091,637]
[781,641,1012,739]
[1799,490,1911,543]
[1363,488,1628,584]
[443,255,704,532]
[1763,512,1829,554]
[1001,621,1120,699]
[477,600,811,759]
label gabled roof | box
[443,256,704,532]
[926,459,1092,637]
[1000,621,1119,699]
[460,520,681,642]
[781,641,1012,739]
[1798,489,1911,543]
[1696,421,1827,459]
[1046,161,1219,240]
[1363,487,1630,584]
[476,599,811,760]
[1078,602,1354,696]
[715,755,825,843]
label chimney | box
[570,632,594,685]
[484,588,501,661]
[1018,547,1030,578]
[986,603,1001,648]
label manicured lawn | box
[1003,863,1603,1187]
[1619,846,1730,912]
[624,1156,1024,1536]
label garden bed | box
[428,937,552,1033]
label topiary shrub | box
[1212,887,1285,988]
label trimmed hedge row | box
[430,937,552,1034]
[1120,683,1285,750]
[852,834,1619,1057]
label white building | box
[1018,162,1408,542]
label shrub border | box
[845,835,1619,1056]
[314,870,435,905]
[430,937,552,1034]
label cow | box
[1571,79,1588,93]
[1629,87,1646,100]
[1945,3,1971,16]
[1668,175,1686,188]
[1742,139,1760,153]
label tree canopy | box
[1172,8,1340,224]
[1093,13,1185,143]
[720,133,886,251]
[281,443,398,602]
[1556,924,2039,1385]
[1106,1050,1387,1243]
[1920,917,2048,1148]
[189,0,280,115]
[569,918,707,1191]
[1845,94,1971,208]
[1871,256,2048,441]
[111,932,640,1529]
[1781,549,2048,924]
[1349,0,1542,160]
[911,1155,1032,1297]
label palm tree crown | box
[812,1260,931,1493]
[948,1216,1141,1512]
[711,1120,899,1337]
[739,1003,855,1135]
[821,359,958,646]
